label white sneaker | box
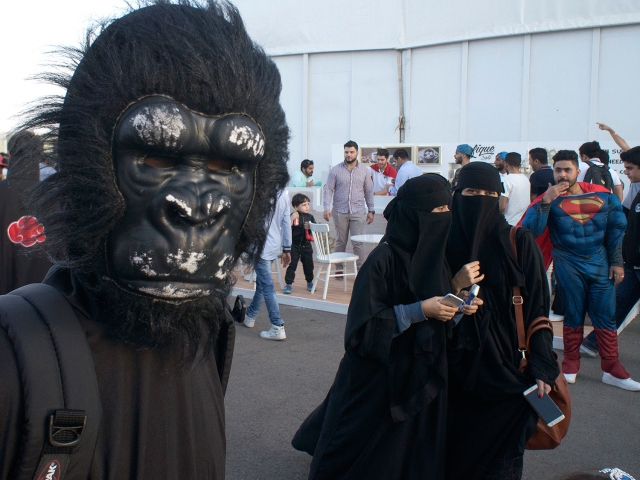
[260,324,286,340]
[602,373,640,391]
[563,373,577,384]
[243,314,256,328]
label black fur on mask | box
[19,0,289,360]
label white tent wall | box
[267,22,640,190]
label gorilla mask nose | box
[163,190,231,229]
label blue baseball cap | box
[456,144,475,158]
[498,151,508,160]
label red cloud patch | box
[7,216,46,247]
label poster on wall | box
[415,146,441,166]
[359,146,380,165]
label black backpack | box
[0,283,246,480]
[583,160,614,191]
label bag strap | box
[526,316,554,351]
[1,283,101,480]
[509,226,527,359]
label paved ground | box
[225,303,640,480]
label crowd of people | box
[0,1,639,479]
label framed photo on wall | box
[385,145,414,170]
[415,145,441,165]
[359,146,381,165]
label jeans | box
[246,258,284,326]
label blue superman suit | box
[522,189,629,379]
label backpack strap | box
[0,283,101,480]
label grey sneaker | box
[307,282,314,292]
[260,324,286,340]
[283,284,292,294]
[580,337,599,357]
[243,314,256,328]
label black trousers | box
[285,244,315,285]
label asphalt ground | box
[225,304,640,480]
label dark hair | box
[291,193,310,208]
[376,148,389,158]
[621,145,640,167]
[596,149,610,166]
[300,159,314,170]
[21,1,289,274]
[344,140,358,150]
[529,147,548,164]
[579,141,601,159]
[553,150,579,169]
[7,130,43,157]
[393,148,409,160]
[505,152,521,168]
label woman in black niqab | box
[293,174,475,480]
[444,162,559,480]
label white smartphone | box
[439,293,464,308]
[523,385,565,427]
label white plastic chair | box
[308,222,358,300]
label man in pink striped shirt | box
[323,140,375,272]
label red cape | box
[370,163,397,179]
[517,182,610,269]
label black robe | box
[0,268,233,479]
[445,227,559,480]
[0,163,52,295]
[292,243,448,480]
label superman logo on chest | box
[557,195,605,224]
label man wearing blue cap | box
[452,144,475,188]
[494,151,509,181]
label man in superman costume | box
[522,149,640,391]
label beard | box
[86,270,234,365]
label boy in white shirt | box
[500,152,531,225]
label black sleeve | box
[344,246,397,365]
[0,326,24,478]
[517,228,560,385]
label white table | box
[350,234,383,244]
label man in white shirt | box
[578,141,623,202]
[369,148,397,195]
[500,152,531,225]
[243,190,292,340]
[388,149,421,196]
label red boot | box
[594,328,630,379]
[562,325,583,374]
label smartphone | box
[439,293,464,308]
[459,284,480,311]
[523,385,565,427]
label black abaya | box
[293,174,453,480]
[445,190,559,480]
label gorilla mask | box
[23,1,290,358]
[110,96,265,300]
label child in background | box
[284,194,316,294]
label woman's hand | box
[458,290,483,316]
[421,297,459,322]
[535,379,552,398]
[452,261,485,293]
[290,211,299,225]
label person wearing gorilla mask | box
[0,2,289,479]
[445,162,559,480]
[292,174,481,480]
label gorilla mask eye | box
[144,155,178,169]
[207,157,235,172]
